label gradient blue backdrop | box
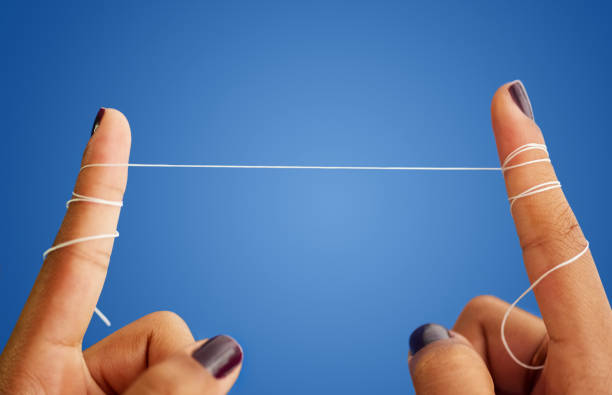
[2,1,611,393]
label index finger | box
[8,108,131,352]
[491,81,610,344]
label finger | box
[9,108,131,351]
[124,335,243,395]
[84,311,195,393]
[453,295,547,393]
[491,81,610,342]
[408,323,494,395]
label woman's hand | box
[0,109,243,394]
[2,84,609,395]
[407,81,612,394]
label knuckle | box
[76,162,128,201]
[86,177,127,199]
[147,311,189,332]
[141,311,193,349]
[465,295,501,310]
[520,201,585,257]
[103,179,127,197]
[460,295,504,321]
[55,244,112,272]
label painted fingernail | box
[508,80,534,120]
[192,335,243,379]
[91,108,105,136]
[409,323,450,354]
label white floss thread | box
[42,191,122,326]
[500,242,589,370]
[500,143,589,370]
[43,143,588,369]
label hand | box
[407,81,612,394]
[0,109,243,394]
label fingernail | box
[409,323,450,354]
[91,108,105,136]
[192,335,243,379]
[508,80,534,120]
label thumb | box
[124,335,243,395]
[408,324,494,395]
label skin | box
[0,82,609,393]
[0,109,241,394]
[408,82,612,394]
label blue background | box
[1,1,611,393]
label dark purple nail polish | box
[91,108,105,136]
[409,323,450,354]
[508,81,534,120]
[192,335,243,379]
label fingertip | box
[407,327,473,369]
[191,335,243,380]
[84,107,132,166]
[189,335,243,393]
[90,107,131,143]
[491,81,533,127]
[101,107,131,130]
[491,81,545,161]
[409,323,451,355]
